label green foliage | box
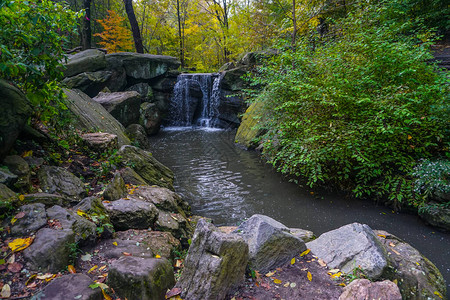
[0,0,80,123]
[413,159,450,201]
[248,2,449,208]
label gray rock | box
[151,71,179,92]
[96,238,153,259]
[74,197,113,238]
[119,167,148,186]
[103,172,127,201]
[63,49,107,77]
[130,185,189,215]
[418,203,450,231]
[23,193,74,208]
[94,91,142,128]
[0,80,32,160]
[374,230,447,300]
[126,83,153,100]
[235,100,265,149]
[124,230,181,259]
[62,71,112,97]
[108,256,175,300]
[125,124,151,150]
[0,168,18,187]
[10,203,47,236]
[105,66,127,92]
[339,279,402,300]
[307,223,389,280]
[176,219,248,300]
[23,228,75,272]
[46,205,97,245]
[32,273,102,300]
[117,145,174,190]
[23,156,44,168]
[233,214,306,273]
[0,183,17,213]
[106,52,180,80]
[38,166,86,200]
[81,132,118,152]
[103,199,158,230]
[139,102,162,135]
[3,155,30,192]
[221,67,249,91]
[289,228,315,243]
[155,211,190,239]
[64,89,131,146]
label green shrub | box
[249,2,449,208]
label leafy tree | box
[95,10,134,53]
[247,1,449,209]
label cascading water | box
[166,73,222,128]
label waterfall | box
[166,73,221,127]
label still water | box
[149,128,450,294]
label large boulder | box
[233,214,306,273]
[339,279,402,300]
[32,273,102,300]
[125,124,151,150]
[103,172,127,201]
[23,228,75,272]
[63,49,107,78]
[119,167,148,186]
[46,205,97,245]
[38,166,86,200]
[95,237,153,259]
[235,100,265,149]
[108,256,175,300]
[221,67,250,91]
[62,71,112,97]
[175,219,249,300]
[129,185,190,215]
[0,80,32,160]
[306,223,389,280]
[117,145,174,190]
[103,198,159,230]
[94,91,142,128]
[374,230,447,300]
[10,203,47,236]
[3,155,31,192]
[64,89,131,146]
[106,52,180,81]
[139,102,162,135]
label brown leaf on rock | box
[14,212,26,219]
[8,262,23,273]
[166,287,182,298]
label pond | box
[149,128,450,295]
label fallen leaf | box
[393,279,398,285]
[123,252,132,256]
[155,254,161,258]
[25,274,36,286]
[1,284,11,298]
[300,268,308,271]
[98,265,107,271]
[434,291,443,299]
[10,217,17,224]
[112,242,118,246]
[307,271,312,281]
[338,283,346,287]
[8,237,34,252]
[318,259,327,267]
[68,264,76,273]
[273,278,282,284]
[391,248,401,255]
[7,254,15,264]
[328,269,340,273]
[81,254,92,262]
[88,265,98,274]
[283,282,289,287]
[389,242,396,247]
[290,257,295,265]
[377,234,386,238]
[265,271,276,277]
[166,287,182,298]
[290,282,297,288]
[37,273,54,280]
[26,281,38,289]
[101,288,112,300]
[330,272,342,279]
[8,262,23,273]
[14,212,26,219]
[300,249,310,257]
[22,150,33,158]
[76,209,89,218]
[174,259,183,268]
[18,194,25,201]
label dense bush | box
[0,0,80,122]
[249,2,449,209]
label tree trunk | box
[81,0,92,50]
[291,0,296,47]
[123,0,144,53]
[176,0,185,68]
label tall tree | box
[123,0,144,53]
[176,0,185,67]
[81,0,92,49]
[95,10,134,52]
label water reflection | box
[149,128,450,294]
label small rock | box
[233,214,306,273]
[3,155,30,192]
[175,219,248,300]
[290,228,315,242]
[31,273,102,300]
[155,211,190,239]
[0,168,18,187]
[23,156,44,168]
[23,228,75,272]
[38,166,86,200]
[125,124,151,150]
[103,198,158,231]
[103,172,127,201]
[81,132,118,152]
[307,223,389,280]
[339,279,402,300]
[10,203,47,236]
[108,256,175,300]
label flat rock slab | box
[10,203,47,236]
[95,238,153,259]
[63,49,107,78]
[339,279,402,300]
[81,132,118,152]
[23,193,74,208]
[38,166,86,199]
[94,91,141,128]
[130,185,189,214]
[32,273,102,300]
[103,198,158,230]
[176,219,249,300]
[233,214,306,273]
[108,256,175,300]
[307,223,389,280]
[62,70,112,97]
